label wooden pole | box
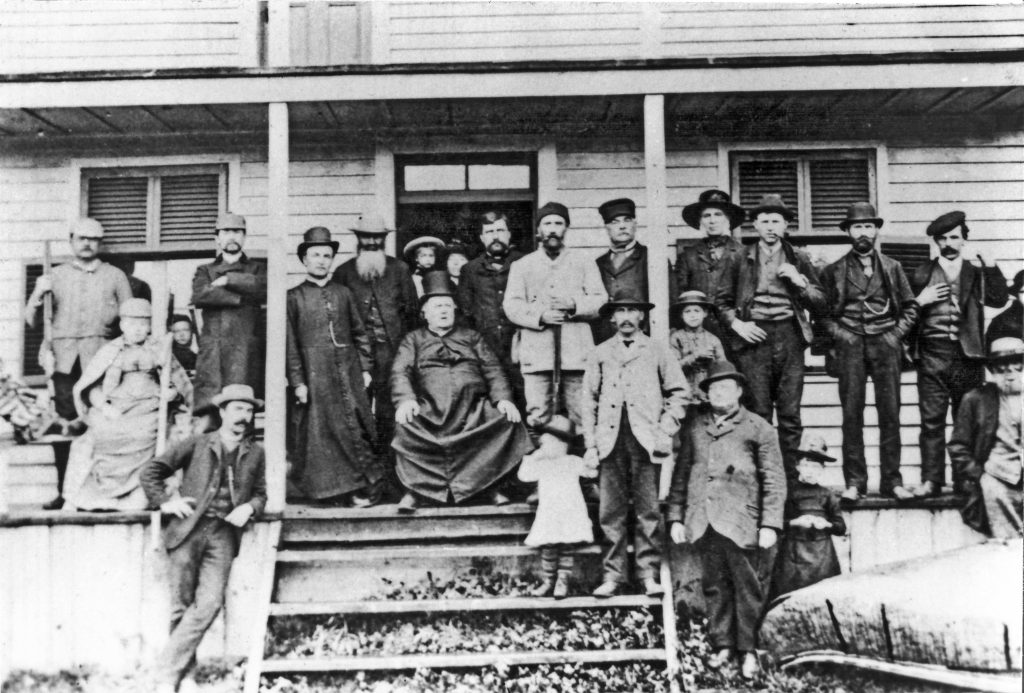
[42,241,55,381]
[644,94,670,343]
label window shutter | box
[736,160,799,231]
[159,174,220,245]
[86,176,148,248]
[22,264,45,378]
[881,241,932,276]
[809,159,870,231]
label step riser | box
[282,516,532,545]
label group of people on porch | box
[20,187,1022,686]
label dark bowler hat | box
[536,201,571,227]
[211,384,264,410]
[598,198,636,223]
[419,270,457,305]
[403,236,446,263]
[699,360,747,391]
[672,289,713,311]
[600,290,655,317]
[926,210,967,238]
[297,226,339,258]
[215,212,247,232]
[1010,269,1024,295]
[795,434,836,464]
[537,414,578,442]
[839,202,883,231]
[986,337,1024,367]
[748,194,796,222]
[682,189,746,230]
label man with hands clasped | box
[666,361,786,680]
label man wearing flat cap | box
[909,211,1007,497]
[25,217,132,508]
[715,194,826,481]
[287,227,381,506]
[592,198,650,345]
[143,383,267,693]
[504,202,608,433]
[191,212,267,416]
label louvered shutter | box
[22,264,45,378]
[736,160,799,232]
[809,159,870,231]
[159,174,220,245]
[881,241,932,276]
[86,176,148,248]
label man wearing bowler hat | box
[819,202,941,503]
[715,194,826,481]
[592,198,650,345]
[667,360,785,679]
[191,212,267,416]
[143,384,267,693]
[287,227,381,506]
[25,217,132,508]
[908,211,1006,497]
[582,292,689,598]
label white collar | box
[306,275,331,287]
[937,255,963,277]
[610,240,638,254]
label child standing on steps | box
[518,415,597,599]
[669,290,726,408]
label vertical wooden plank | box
[536,142,558,209]
[48,525,77,669]
[0,530,13,682]
[122,524,147,670]
[238,0,260,67]
[369,0,390,64]
[268,0,291,68]
[374,144,397,256]
[644,94,670,342]
[140,517,171,666]
[242,521,282,693]
[11,526,52,671]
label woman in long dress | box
[64,299,192,511]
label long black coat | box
[771,482,846,597]
[592,243,649,345]
[455,250,523,362]
[332,256,419,352]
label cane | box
[551,324,563,416]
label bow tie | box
[623,340,633,348]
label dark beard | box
[852,237,874,254]
[356,249,386,281]
[486,240,509,259]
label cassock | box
[287,281,381,499]
[390,326,533,503]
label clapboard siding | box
[0,0,253,74]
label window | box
[731,149,875,236]
[81,164,226,253]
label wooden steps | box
[268,594,659,616]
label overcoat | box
[503,249,608,373]
[192,254,267,410]
[592,243,649,344]
[455,250,524,361]
[332,256,419,351]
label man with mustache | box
[715,194,826,482]
[456,210,526,410]
[592,198,649,345]
[503,202,608,434]
[908,211,1006,497]
[332,214,419,481]
[819,202,939,503]
[191,213,267,419]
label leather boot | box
[531,547,558,597]
[553,553,575,599]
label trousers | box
[523,371,584,430]
[699,527,774,652]
[981,472,1023,539]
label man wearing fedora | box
[582,292,689,598]
[667,360,785,679]
[333,214,419,476]
[25,217,132,508]
[715,194,826,481]
[142,384,267,693]
[674,190,746,346]
[819,202,940,503]
[908,211,1007,497]
[504,202,608,432]
[287,227,381,506]
[403,235,447,297]
[391,272,532,513]
[592,198,650,345]
[191,212,267,416]
[948,337,1023,539]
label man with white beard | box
[333,215,419,486]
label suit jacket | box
[948,383,1019,484]
[333,256,419,351]
[141,432,267,551]
[455,250,524,360]
[582,332,690,461]
[715,240,826,351]
[673,236,744,303]
[503,249,608,373]
[908,259,1007,360]
[818,250,920,342]
[592,243,649,345]
[666,406,786,549]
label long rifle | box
[41,241,55,381]
[551,324,563,415]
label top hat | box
[537,414,578,442]
[839,202,883,231]
[682,189,746,230]
[211,383,264,410]
[419,270,457,305]
[672,289,713,311]
[699,359,747,391]
[1010,269,1024,296]
[600,291,656,317]
[349,214,393,237]
[297,226,339,258]
[748,194,796,222]
[403,236,446,263]
[598,198,637,224]
[119,298,152,319]
[926,210,967,238]
[536,201,571,227]
[215,212,247,232]
[71,217,105,239]
[795,433,836,463]
[987,337,1024,367]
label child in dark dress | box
[772,435,847,597]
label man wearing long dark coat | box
[592,198,650,345]
[192,213,267,413]
[391,272,533,513]
[287,227,381,504]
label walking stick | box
[551,324,563,416]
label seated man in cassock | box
[391,271,533,513]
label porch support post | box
[643,94,670,342]
[267,0,290,67]
[264,101,289,513]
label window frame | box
[395,152,538,206]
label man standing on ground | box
[143,384,266,693]
[909,211,1006,497]
[25,217,132,509]
[715,194,826,481]
[592,198,649,345]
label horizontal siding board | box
[390,13,641,34]
[387,1,640,18]
[390,31,642,51]
[659,36,1024,54]
[889,162,1024,183]
[658,3,1024,25]
[888,146,1024,165]
[889,180,1023,202]
[662,20,1024,42]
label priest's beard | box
[356,249,387,281]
